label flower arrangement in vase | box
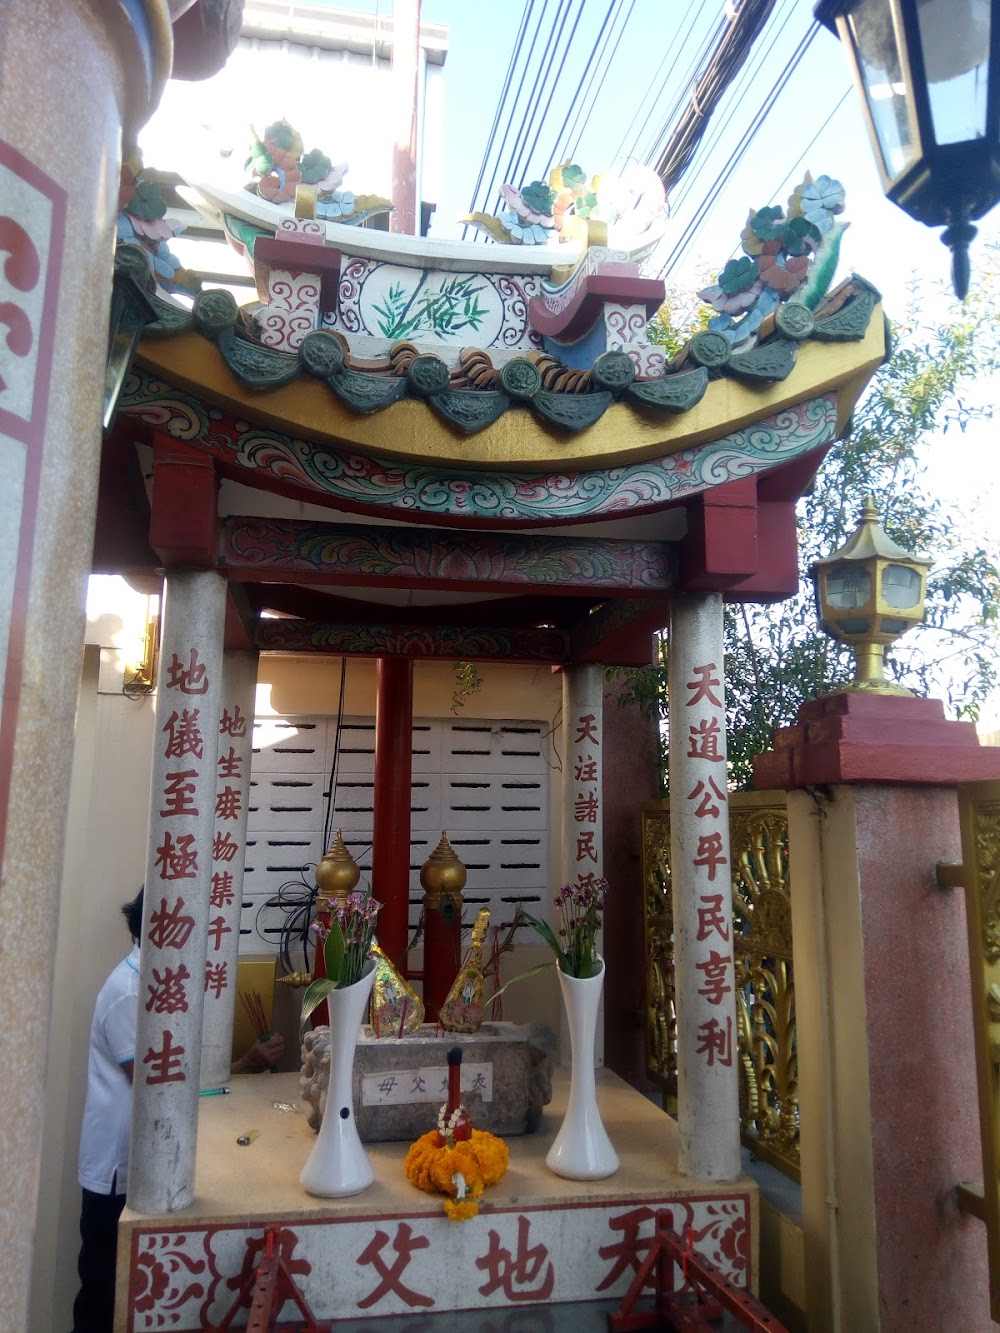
[523,878,618,1180]
[522,878,608,980]
[299,887,380,1198]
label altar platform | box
[115,1069,758,1331]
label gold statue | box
[370,943,424,1037]
[439,908,491,1034]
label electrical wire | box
[569,4,638,165]
[513,0,588,188]
[504,0,577,194]
[476,1,551,218]
[630,9,723,170]
[667,0,798,216]
[611,8,693,168]
[463,0,534,231]
[655,0,779,193]
[543,0,619,170]
[657,22,819,279]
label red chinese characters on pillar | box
[163,708,204,760]
[165,648,209,695]
[142,1029,187,1084]
[571,711,600,888]
[144,963,192,1014]
[695,1015,733,1067]
[475,1216,555,1301]
[210,871,235,907]
[684,660,735,1069]
[154,832,198,881]
[219,704,247,737]
[205,960,228,998]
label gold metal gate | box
[642,790,799,1180]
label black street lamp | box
[815,0,1000,298]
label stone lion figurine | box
[299,1024,331,1132]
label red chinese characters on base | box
[356,1223,433,1310]
[476,1216,554,1302]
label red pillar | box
[372,657,413,971]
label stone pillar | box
[129,569,226,1214]
[371,657,413,971]
[667,593,740,1182]
[756,692,1000,1330]
[200,649,258,1089]
[0,1,170,1320]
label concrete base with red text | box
[116,1068,757,1330]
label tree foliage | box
[614,269,1000,793]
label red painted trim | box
[223,586,255,652]
[725,499,800,603]
[253,238,342,307]
[149,434,219,566]
[528,273,665,341]
[0,141,67,868]
[372,658,413,972]
[754,692,1000,788]
[679,479,758,592]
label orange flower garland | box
[404,1128,509,1222]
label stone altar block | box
[115,1069,757,1331]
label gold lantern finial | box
[809,499,933,696]
[315,829,361,906]
[420,832,467,913]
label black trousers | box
[72,1180,126,1333]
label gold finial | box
[315,829,361,906]
[276,971,313,988]
[420,832,467,912]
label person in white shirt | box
[71,889,283,1331]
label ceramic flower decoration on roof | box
[117,150,201,296]
[790,172,846,234]
[244,121,391,225]
[700,171,849,349]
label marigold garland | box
[404,1129,509,1221]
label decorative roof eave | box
[119,375,840,530]
[134,294,885,473]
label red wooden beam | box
[678,477,758,592]
[149,433,218,567]
[372,659,413,970]
[219,516,676,598]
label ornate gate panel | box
[642,792,799,1179]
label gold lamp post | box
[809,499,932,695]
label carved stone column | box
[668,593,740,1182]
[129,568,226,1213]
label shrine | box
[4,2,999,1332]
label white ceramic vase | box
[300,962,376,1197]
[546,957,619,1180]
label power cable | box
[657,22,819,279]
[463,0,534,232]
[655,0,779,193]
[566,0,636,162]
[495,0,571,206]
[477,0,552,217]
[667,0,798,215]
[508,0,581,192]
[543,0,619,171]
